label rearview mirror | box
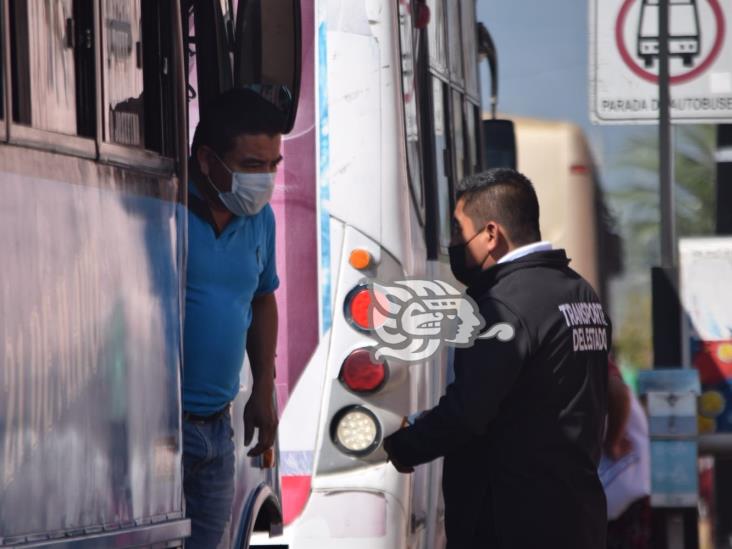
[234,0,302,133]
[482,119,516,170]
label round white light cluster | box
[335,409,378,453]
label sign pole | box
[658,0,675,269]
[652,2,698,548]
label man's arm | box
[384,299,529,467]
[605,363,631,459]
[244,292,278,456]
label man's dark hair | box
[456,168,541,246]
[190,88,286,171]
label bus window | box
[464,101,479,175]
[10,0,93,135]
[446,0,463,85]
[233,0,301,133]
[102,0,145,148]
[140,0,176,156]
[98,0,177,157]
[74,0,96,138]
[186,9,200,147]
[461,0,479,98]
[398,0,424,216]
[432,78,452,251]
[451,90,465,183]
[426,0,447,74]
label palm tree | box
[609,125,716,369]
[611,125,716,265]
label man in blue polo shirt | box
[183,89,283,548]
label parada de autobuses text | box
[602,96,732,113]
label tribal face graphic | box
[369,279,484,363]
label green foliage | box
[612,126,716,255]
[609,125,716,369]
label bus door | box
[183,1,303,545]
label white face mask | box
[207,153,276,216]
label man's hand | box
[244,385,278,457]
[382,420,414,474]
[604,434,633,461]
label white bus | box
[252,0,486,547]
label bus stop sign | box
[590,0,732,124]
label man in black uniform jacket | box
[383,168,609,549]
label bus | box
[504,116,622,304]
[0,1,300,547]
[251,0,486,547]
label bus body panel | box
[256,1,480,547]
[0,147,185,544]
[252,488,409,548]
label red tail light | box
[339,349,387,393]
[347,288,372,330]
[344,285,386,333]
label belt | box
[183,405,230,425]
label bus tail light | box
[344,285,385,332]
[331,406,381,456]
[344,285,371,332]
[339,349,387,393]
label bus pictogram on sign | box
[616,0,725,85]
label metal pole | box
[652,2,699,548]
[658,0,676,269]
[716,125,732,235]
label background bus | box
[504,115,622,305]
[0,1,190,546]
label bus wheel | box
[682,55,694,67]
[642,55,654,68]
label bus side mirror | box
[482,119,516,170]
[233,0,302,134]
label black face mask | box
[449,244,483,287]
[449,228,488,287]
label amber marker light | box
[349,248,372,270]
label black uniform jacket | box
[385,250,610,549]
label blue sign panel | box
[650,440,698,507]
[638,369,701,395]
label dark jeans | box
[183,410,235,549]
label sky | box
[476,0,655,187]
[474,0,664,355]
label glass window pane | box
[426,0,446,72]
[102,0,144,147]
[452,91,465,184]
[461,0,479,97]
[432,79,452,251]
[11,0,78,133]
[446,0,462,83]
[186,12,199,148]
[398,0,423,209]
[464,101,478,175]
